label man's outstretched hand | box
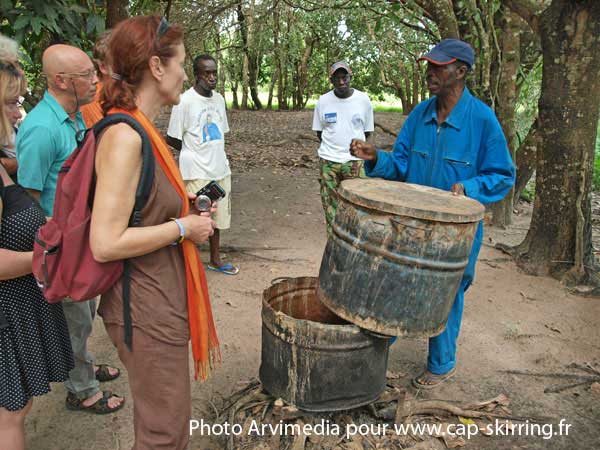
[450,183,465,196]
[350,139,378,162]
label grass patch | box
[223,90,403,114]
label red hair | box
[101,15,183,113]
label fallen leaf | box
[478,422,493,436]
[591,382,600,395]
[464,393,510,410]
[459,417,475,426]
[430,423,466,448]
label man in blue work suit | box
[350,39,515,389]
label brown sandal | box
[95,364,121,382]
[66,390,125,414]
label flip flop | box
[412,368,456,390]
[207,263,239,275]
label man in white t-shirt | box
[167,54,238,275]
[312,61,374,234]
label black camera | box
[194,181,226,212]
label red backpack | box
[32,113,155,304]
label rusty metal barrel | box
[260,277,389,411]
[317,179,484,337]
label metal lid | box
[338,178,485,223]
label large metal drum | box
[317,179,484,337]
[260,277,389,412]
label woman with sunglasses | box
[0,39,74,450]
[91,16,220,450]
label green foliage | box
[515,58,542,144]
[520,180,535,203]
[166,0,435,111]
[1,0,105,104]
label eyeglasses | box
[156,17,170,41]
[58,69,98,80]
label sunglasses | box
[156,17,170,41]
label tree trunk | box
[278,6,293,110]
[241,56,249,109]
[421,72,428,103]
[416,0,460,38]
[267,70,277,109]
[491,8,520,227]
[513,118,540,203]
[295,37,315,110]
[514,0,600,283]
[106,0,128,28]
[232,81,239,109]
[236,2,250,109]
[273,2,285,109]
[246,0,262,109]
[411,62,421,112]
[248,57,262,109]
[214,26,226,97]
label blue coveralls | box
[365,87,515,374]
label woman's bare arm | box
[90,124,214,263]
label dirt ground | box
[24,110,600,450]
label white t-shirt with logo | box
[312,89,374,163]
[167,88,231,180]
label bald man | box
[16,44,124,414]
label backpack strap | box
[93,113,156,350]
[92,113,155,220]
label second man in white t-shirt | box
[312,61,374,235]
[167,54,239,275]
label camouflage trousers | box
[319,158,365,235]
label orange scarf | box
[81,82,104,128]
[109,107,221,380]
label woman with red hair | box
[90,16,220,450]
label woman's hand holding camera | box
[179,214,216,244]
[187,192,219,215]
